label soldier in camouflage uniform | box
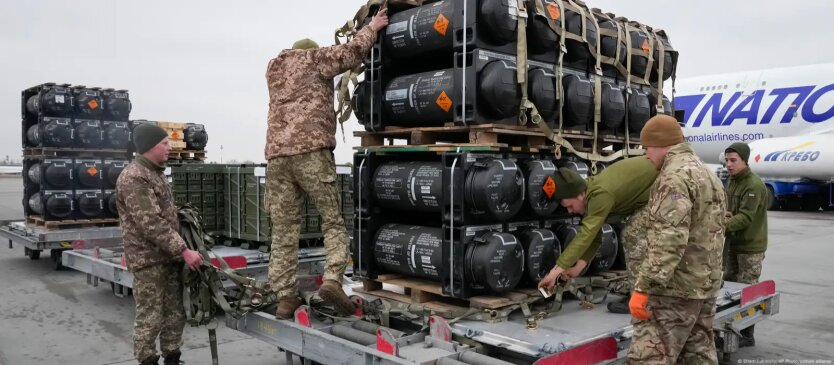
[536,157,659,314]
[117,123,203,365]
[628,115,727,365]
[264,9,389,319]
[723,142,768,347]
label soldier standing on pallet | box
[263,8,389,319]
[537,156,659,314]
[723,142,768,347]
[117,123,204,365]
[627,115,727,364]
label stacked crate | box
[132,120,208,162]
[21,83,132,227]
[169,163,353,247]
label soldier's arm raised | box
[313,9,387,79]
[120,175,186,256]
[555,192,614,269]
[725,185,764,232]
[634,175,692,293]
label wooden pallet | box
[354,274,533,311]
[355,124,553,150]
[25,215,120,229]
[169,140,187,149]
[168,150,206,160]
[23,147,129,158]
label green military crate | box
[174,192,188,207]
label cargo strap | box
[179,207,278,365]
[516,0,544,127]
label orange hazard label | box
[434,14,449,36]
[435,91,452,112]
[88,100,99,109]
[641,39,650,53]
[169,130,182,140]
[547,3,561,20]
[543,176,556,199]
[87,166,98,176]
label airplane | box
[674,63,834,210]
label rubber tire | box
[766,185,780,211]
[801,194,821,212]
[28,249,41,260]
[783,196,801,211]
[50,249,65,270]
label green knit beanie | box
[552,167,587,200]
[292,38,319,50]
[133,123,169,154]
[725,142,750,164]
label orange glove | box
[629,291,651,321]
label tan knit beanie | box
[640,115,685,147]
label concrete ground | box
[0,176,832,364]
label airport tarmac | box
[0,176,832,364]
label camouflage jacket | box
[116,156,186,272]
[264,26,377,159]
[634,143,727,299]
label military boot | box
[318,280,355,316]
[139,354,160,365]
[275,296,302,320]
[607,295,630,314]
[739,325,755,347]
[163,350,183,365]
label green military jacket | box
[556,157,659,269]
[725,167,768,254]
[634,143,727,299]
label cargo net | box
[335,0,678,170]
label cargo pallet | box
[354,124,641,154]
[25,215,120,229]
[0,220,122,270]
[22,147,129,158]
[227,280,778,365]
[168,150,206,161]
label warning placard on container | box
[435,90,452,112]
[543,176,556,199]
[547,3,561,20]
[87,166,98,177]
[641,39,650,53]
[434,14,449,36]
[88,100,99,110]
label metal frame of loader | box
[225,280,778,365]
[0,220,123,270]
[61,245,329,298]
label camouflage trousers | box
[620,205,651,293]
[133,263,185,362]
[627,295,718,365]
[724,252,765,284]
[266,149,350,299]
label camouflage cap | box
[552,167,587,200]
[725,142,750,164]
[292,38,319,50]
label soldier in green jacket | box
[723,142,768,347]
[537,156,659,314]
[627,115,727,364]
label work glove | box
[629,291,651,321]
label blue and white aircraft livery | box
[675,63,834,180]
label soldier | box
[723,142,768,347]
[263,8,389,319]
[627,115,727,364]
[117,123,203,365]
[536,156,659,315]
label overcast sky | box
[2,1,832,164]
